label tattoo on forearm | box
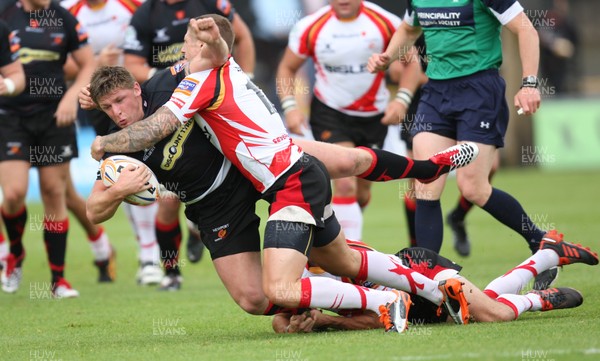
[103,107,180,153]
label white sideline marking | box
[393,348,600,361]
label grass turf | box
[1,168,599,361]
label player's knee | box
[1,186,27,207]
[40,188,66,206]
[333,177,356,197]
[457,182,490,206]
[236,292,268,315]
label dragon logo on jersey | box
[161,119,194,170]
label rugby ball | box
[100,155,160,206]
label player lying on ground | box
[85,16,480,333]
[273,233,598,333]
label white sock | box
[332,197,363,241]
[88,227,112,261]
[300,277,396,314]
[496,293,543,319]
[484,249,559,297]
[0,236,7,262]
[122,203,160,265]
[358,251,443,305]
[496,294,534,319]
[524,292,543,311]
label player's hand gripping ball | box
[100,155,160,206]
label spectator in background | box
[538,0,579,94]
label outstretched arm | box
[91,107,180,161]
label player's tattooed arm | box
[92,107,181,160]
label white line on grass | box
[393,348,600,361]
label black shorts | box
[184,170,262,260]
[309,97,388,148]
[262,154,342,252]
[262,154,332,229]
[0,110,78,167]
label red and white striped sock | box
[123,203,160,264]
[496,293,543,319]
[299,277,396,314]
[88,226,112,261]
[355,250,443,305]
[484,249,558,298]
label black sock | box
[449,196,474,222]
[357,148,440,181]
[415,199,443,253]
[2,206,27,266]
[44,218,69,283]
[403,195,417,247]
[156,219,182,275]
[481,188,546,253]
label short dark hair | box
[191,14,235,52]
[89,66,136,105]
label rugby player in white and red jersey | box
[273,235,597,333]
[90,14,481,333]
[277,0,424,241]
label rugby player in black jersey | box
[0,18,25,278]
[122,0,256,273]
[0,0,95,297]
[123,0,254,82]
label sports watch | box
[521,75,539,88]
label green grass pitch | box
[1,169,599,361]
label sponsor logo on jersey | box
[143,146,155,161]
[161,119,193,170]
[272,133,289,144]
[17,48,60,64]
[50,33,64,46]
[416,5,474,28]
[169,97,185,109]
[170,62,186,75]
[174,78,198,96]
[217,0,231,15]
[323,63,368,74]
[153,27,170,43]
